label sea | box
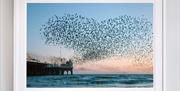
[27,74,153,88]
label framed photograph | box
[14,0,163,91]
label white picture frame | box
[14,0,163,91]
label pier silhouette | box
[27,60,73,76]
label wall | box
[0,0,180,91]
[0,0,13,91]
[165,0,180,91]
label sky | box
[27,3,153,74]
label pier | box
[27,61,73,76]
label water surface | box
[27,74,153,88]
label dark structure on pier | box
[27,61,73,76]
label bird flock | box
[40,14,153,63]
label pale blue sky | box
[27,3,153,58]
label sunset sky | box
[27,3,153,74]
